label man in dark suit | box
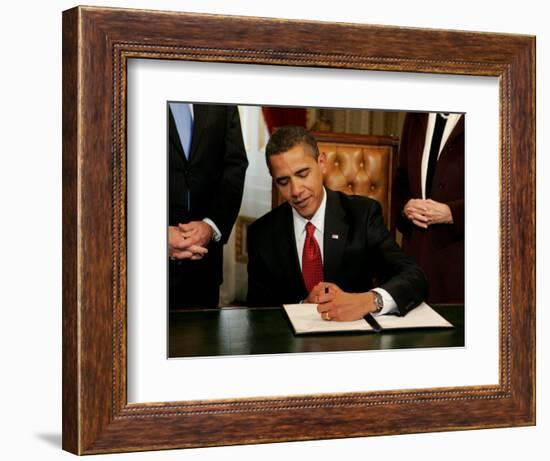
[168,103,248,309]
[393,112,464,304]
[247,126,426,321]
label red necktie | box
[302,222,323,293]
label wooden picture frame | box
[62,5,535,454]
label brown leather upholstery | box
[272,132,398,231]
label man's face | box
[268,143,326,219]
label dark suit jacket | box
[169,104,248,307]
[393,112,464,303]
[169,104,248,242]
[247,189,427,314]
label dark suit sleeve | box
[246,222,275,307]
[393,113,415,236]
[207,107,248,243]
[448,198,464,239]
[367,200,428,314]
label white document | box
[283,302,453,335]
[283,304,374,334]
[375,302,454,330]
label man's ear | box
[317,152,327,174]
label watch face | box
[374,293,384,309]
[374,293,383,310]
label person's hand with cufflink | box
[178,221,213,248]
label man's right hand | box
[308,282,376,322]
[306,282,333,304]
[168,226,208,261]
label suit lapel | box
[442,114,464,151]
[417,112,429,136]
[410,113,429,198]
[277,204,305,293]
[323,190,349,283]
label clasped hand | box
[404,198,453,228]
[168,221,212,260]
[307,282,377,322]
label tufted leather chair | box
[272,132,398,232]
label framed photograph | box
[62,5,535,454]
[161,102,464,359]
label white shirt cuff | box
[202,218,222,242]
[371,288,399,316]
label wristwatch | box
[371,291,384,314]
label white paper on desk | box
[376,302,454,330]
[283,303,374,334]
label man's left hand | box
[315,282,377,321]
[424,199,453,225]
[178,221,213,248]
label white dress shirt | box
[291,188,398,315]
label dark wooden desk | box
[169,305,464,358]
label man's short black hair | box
[265,126,320,163]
